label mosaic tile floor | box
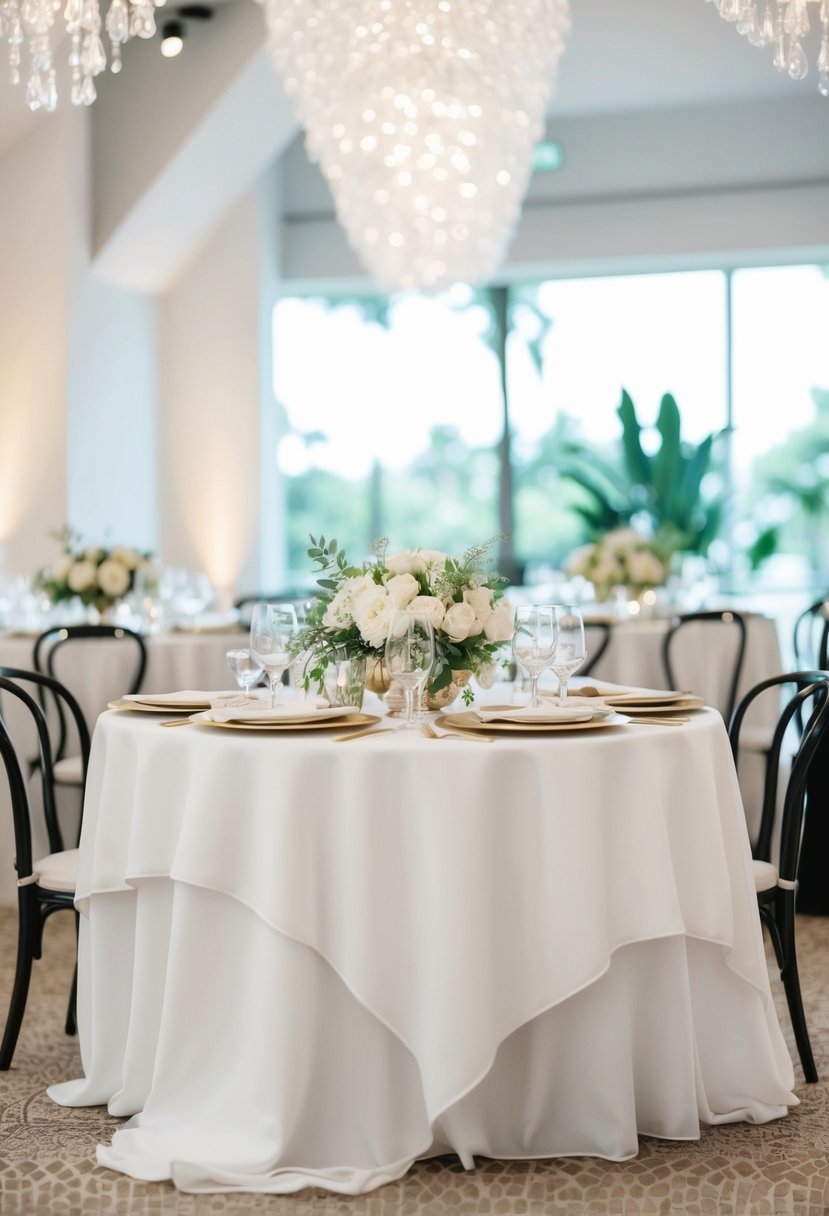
[1,908,827,1216]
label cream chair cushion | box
[33,848,78,894]
[53,755,83,785]
[753,859,778,893]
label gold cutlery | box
[333,726,401,742]
[159,718,196,727]
[420,722,494,743]
[625,716,691,727]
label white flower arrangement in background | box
[35,527,155,613]
[298,535,512,703]
[566,527,668,603]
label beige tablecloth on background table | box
[48,703,796,1195]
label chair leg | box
[0,899,35,1070]
[64,912,79,1036]
[778,893,818,1083]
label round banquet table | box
[48,700,797,1195]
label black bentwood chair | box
[729,671,829,1083]
[581,620,612,677]
[662,610,748,725]
[0,671,91,1069]
[793,597,829,671]
[32,624,146,788]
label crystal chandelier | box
[256,0,571,293]
[0,0,164,112]
[707,0,829,95]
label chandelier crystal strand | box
[2,0,162,107]
[708,0,829,91]
[257,0,570,293]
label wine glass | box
[249,603,299,708]
[226,648,264,697]
[512,605,558,708]
[384,609,435,727]
[550,605,587,706]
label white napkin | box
[474,705,600,725]
[196,704,360,725]
[121,690,222,707]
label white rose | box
[590,554,624,587]
[67,560,98,593]
[385,551,414,576]
[410,549,448,576]
[463,586,493,621]
[606,528,641,555]
[565,544,596,578]
[483,601,513,643]
[353,585,392,648]
[50,554,74,582]
[408,594,445,630]
[84,546,104,563]
[110,545,141,571]
[626,550,665,586]
[385,573,420,608]
[323,584,354,629]
[97,558,131,598]
[442,601,480,643]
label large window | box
[272,265,829,593]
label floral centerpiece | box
[35,527,155,617]
[297,534,512,706]
[565,527,667,604]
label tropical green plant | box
[559,390,726,559]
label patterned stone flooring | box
[0,908,828,1216]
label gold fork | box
[159,718,196,727]
[420,722,494,743]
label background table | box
[48,703,796,1195]
[0,627,245,905]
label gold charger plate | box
[108,699,212,714]
[436,709,630,734]
[194,712,381,732]
[605,696,705,715]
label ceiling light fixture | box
[160,19,184,57]
[708,0,829,95]
[255,0,571,293]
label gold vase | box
[423,669,472,711]
[365,656,391,694]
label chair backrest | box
[0,669,91,859]
[792,597,829,671]
[581,621,612,677]
[32,625,146,761]
[662,610,748,724]
[729,671,829,867]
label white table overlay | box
[47,702,797,1194]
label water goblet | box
[551,605,587,706]
[384,610,436,727]
[512,605,558,708]
[225,648,264,698]
[249,603,299,708]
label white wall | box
[0,112,73,576]
[159,167,283,600]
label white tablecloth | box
[48,702,796,1194]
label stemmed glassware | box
[512,605,558,708]
[384,609,436,727]
[225,648,264,697]
[550,605,587,706]
[249,603,300,708]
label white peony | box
[408,594,446,630]
[353,585,392,648]
[50,554,74,583]
[67,560,98,593]
[483,601,513,642]
[442,601,480,642]
[97,558,131,598]
[385,573,420,608]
